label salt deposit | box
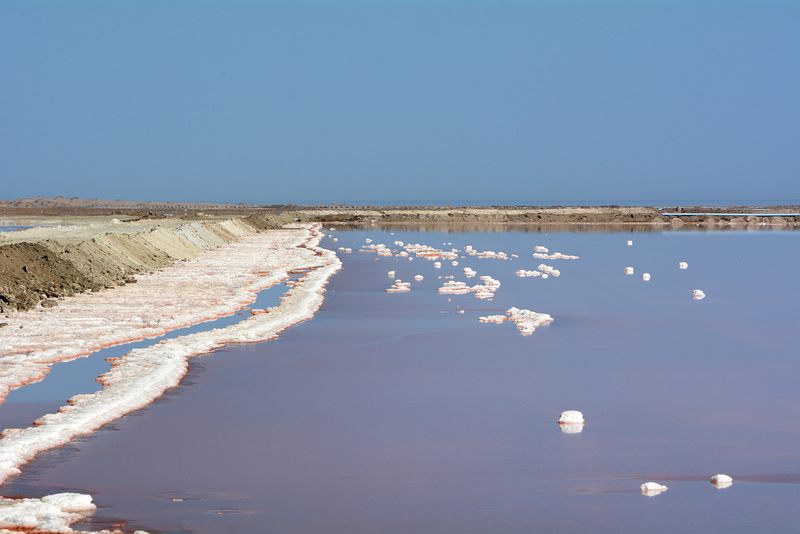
[624,267,634,275]
[413,275,424,281]
[679,262,688,269]
[534,246,548,253]
[515,269,542,277]
[537,264,560,276]
[692,289,706,300]
[0,224,341,499]
[0,492,112,533]
[557,410,584,425]
[387,271,396,277]
[557,410,585,432]
[627,240,633,246]
[505,307,553,335]
[642,273,651,281]
[433,262,441,268]
[386,280,411,292]
[710,474,733,488]
[532,251,579,260]
[640,482,667,496]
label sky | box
[2,0,798,206]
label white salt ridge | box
[640,482,667,496]
[0,225,341,494]
[1,225,318,403]
[0,492,122,533]
[693,289,706,300]
[711,474,733,488]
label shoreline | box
[0,223,341,532]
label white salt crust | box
[558,410,584,424]
[0,224,341,498]
[640,482,668,495]
[0,492,122,533]
[479,308,553,335]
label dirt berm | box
[0,214,292,314]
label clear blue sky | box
[2,1,798,206]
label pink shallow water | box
[4,226,800,533]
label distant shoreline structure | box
[1,197,799,226]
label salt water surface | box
[3,224,800,533]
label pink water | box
[4,225,800,533]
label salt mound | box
[692,289,705,300]
[557,410,584,424]
[710,474,733,488]
[0,492,102,533]
[640,482,667,496]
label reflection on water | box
[3,226,800,534]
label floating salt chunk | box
[365,238,372,243]
[558,410,584,425]
[640,482,667,496]
[478,315,506,324]
[463,267,477,277]
[710,474,733,488]
[627,240,633,246]
[505,307,553,335]
[515,270,542,277]
[624,267,634,275]
[534,246,549,253]
[532,251,579,260]
[434,262,441,268]
[537,264,560,276]
[387,271,396,277]
[332,238,338,242]
[451,261,459,266]
[511,254,519,258]
[414,275,423,280]
[386,280,411,293]
[692,289,705,300]
[679,262,688,269]
[642,273,651,281]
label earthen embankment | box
[0,214,292,313]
